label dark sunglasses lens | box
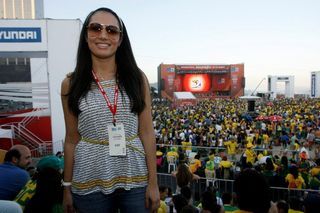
[106,26,120,35]
[88,23,103,32]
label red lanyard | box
[92,70,119,125]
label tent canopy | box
[173,92,196,100]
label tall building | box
[0,0,44,19]
[311,71,320,98]
[0,0,44,111]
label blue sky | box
[44,0,320,94]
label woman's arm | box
[138,74,160,212]
[61,77,80,213]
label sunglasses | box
[87,23,122,38]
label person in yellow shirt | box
[224,138,238,161]
[157,186,169,213]
[262,132,270,149]
[157,200,167,213]
[181,141,192,157]
[310,159,320,178]
[166,148,179,166]
[166,148,179,159]
[285,165,305,189]
[189,154,202,174]
[219,156,233,179]
[244,143,256,166]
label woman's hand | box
[145,184,160,213]
[63,187,75,213]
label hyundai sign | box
[0,27,41,42]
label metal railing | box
[1,122,52,157]
[19,108,41,127]
[157,173,319,202]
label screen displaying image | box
[182,74,211,92]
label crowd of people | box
[1,97,320,212]
[154,98,320,212]
[1,3,320,212]
[0,145,64,212]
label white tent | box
[173,92,197,107]
[174,92,196,100]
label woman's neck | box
[92,58,117,81]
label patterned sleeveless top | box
[71,79,148,195]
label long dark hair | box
[67,7,145,116]
[176,163,193,188]
[24,168,63,213]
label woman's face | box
[86,11,122,60]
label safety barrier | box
[157,173,319,202]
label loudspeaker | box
[248,100,255,112]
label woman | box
[61,7,159,212]
[172,163,199,194]
[285,165,305,189]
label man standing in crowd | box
[0,145,31,200]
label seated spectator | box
[167,147,179,162]
[15,155,63,211]
[0,145,31,200]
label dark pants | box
[73,187,148,213]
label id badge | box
[107,123,126,156]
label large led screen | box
[182,74,211,92]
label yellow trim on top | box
[72,175,148,190]
[81,135,145,156]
